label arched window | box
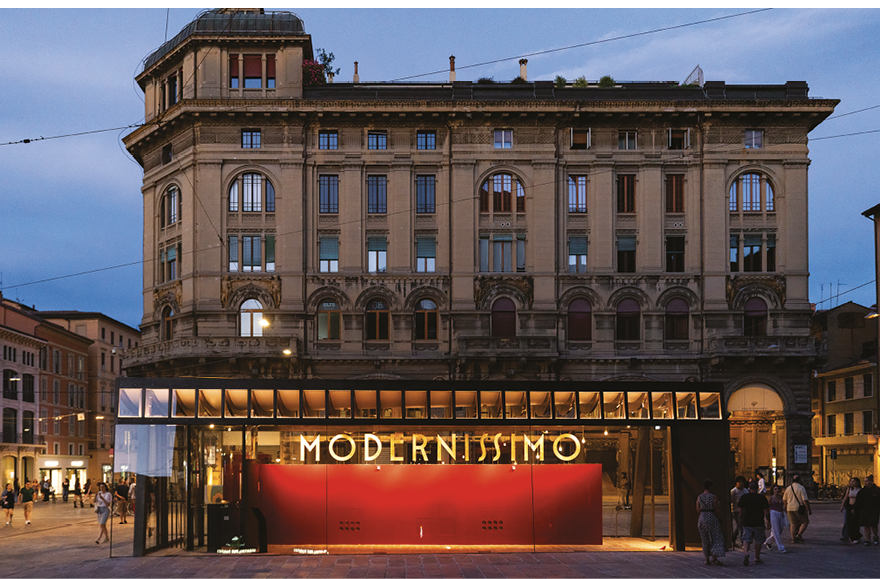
[616,299,640,341]
[744,297,768,337]
[240,299,264,337]
[160,185,181,227]
[491,297,516,338]
[365,300,390,340]
[729,173,774,213]
[567,298,592,341]
[479,173,526,214]
[317,300,341,340]
[665,298,690,340]
[161,306,175,341]
[228,173,275,213]
[414,299,438,340]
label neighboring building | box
[41,312,141,484]
[120,9,837,554]
[0,293,46,486]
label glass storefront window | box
[430,391,452,419]
[676,392,697,419]
[700,392,721,419]
[480,391,502,418]
[578,392,601,419]
[144,389,169,418]
[172,389,195,417]
[603,392,625,419]
[328,391,351,418]
[652,392,674,419]
[277,391,300,417]
[354,391,377,418]
[251,390,274,418]
[405,391,427,418]
[118,389,142,417]
[530,392,552,419]
[627,392,649,419]
[198,390,222,418]
[225,390,248,418]
[380,391,402,418]
[455,391,477,418]
[303,391,325,418]
[554,392,576,419]
[505,391,527,419]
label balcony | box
[457,336,557,357]
[814,433,879,447]
[707,336,817,360]
[123,335,299,367]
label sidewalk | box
[0,499,876,577]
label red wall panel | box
[533,463,602,544]
[258,464,327,544]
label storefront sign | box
[299,432,582,463]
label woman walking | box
[841,477,862,544]
[94,482,113,544]
[697,479,725,565]
[73,479,83,508]
[763,485,788,553]
[83,479,92,507]
[1,483,16,525]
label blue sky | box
[1,7,878,328]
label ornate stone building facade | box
[123,9,836,484]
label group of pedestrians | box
[839,474,880,546]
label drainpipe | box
[698,113,706,382]
[301,115,311,364]
[446,120,454,375]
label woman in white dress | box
[94,482,113,544]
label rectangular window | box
[40,410,47,435]
[570,128,591,150]
[243,54,262,88]
[766,235,776,272]
[668,128,690,150]
[568,176,587,213]
[743,235,762,272]
[845,377,854,399]
[568,236,588,273]
[618,131,637,150]
[319,175,339,214]
[493,174,512,213]
[68,415,75,436]
[367,176,387,214]
[167,73,178,107]
[492,234,514,273]
[53,411,60,435]
[844,412,854,435]
[618,236,636,273]
[416,175,436,214]
[110,356,114,372]
[516,234,526,273]
[162,245,179,281]
[242,129,261,148]
[319,236,339,273]
[318,130,338,150]
[827,414,836,436]
[267,54,276,88]
[666,174,684,213]
[417,130,436,150]
[827,380,836,402]
[266,235,275,272]
[228,235,239,272]
[745,129,764,149]
[241,236,262,272]
[23,375,34,403]
[416,236,436,273]
[666,236,685,273]
[494,129,512,149]
[100,353,105,370]
[730,235,740,272]
[479,235,489,272]
[367,131,387,150]
[367,236,387,273]
[617,175,635,213]
[864,410,874,434]
[865,374,874,397]
[229,54,239,88]
[53,351,61,374]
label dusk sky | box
[1,7,878,329]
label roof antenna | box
[683,65,703,87]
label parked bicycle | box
[817,483,845,501]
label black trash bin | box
[206,502,241,553]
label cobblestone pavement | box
[1,499,877,577]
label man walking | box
[18,481,35,525]
[114,478,130,524]
[739,481,771,565]
[856,474,880,545]
[730,476,748,548]
[783,474,811,543]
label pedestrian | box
[17,481,35,525]
[840,477,862,544]
[94,482,113,544]
[696,479,725,566]
[763,484,788,553]
[13,477,20,495]
[83,478,92,507]
[738,481,771,565]
[783,474,811,543]
[114,478,130,524]
[40,478,50,502]
[73,478,83,509]
[619,472,631,508]
[730,475,748,548]
[855,474,880,546]
[62,478,70,503]
[755,472,766,494]
[1,483,16,525]
[128,476,137,517]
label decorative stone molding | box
[152,281,182,318]
[726,275,786,309]
[221,274,281,309]
[474,275,534,309]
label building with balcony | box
[119,8,836,555]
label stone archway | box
[727,383,787,483]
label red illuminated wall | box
[256,464,601,546]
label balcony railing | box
[0,434,45,446]
[123,335,299,367]
[707,336,817,358]
[457,336,557,357]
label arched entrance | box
[727,383,786,484]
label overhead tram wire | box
[813,280,875,306]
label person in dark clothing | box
[856,474,880,546]
[73,479,83,508]
[114,479,130,524]
[62,478,70,503]
[730,476,748,548]
[40,479,50,502]
[738,481,771,566]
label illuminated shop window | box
[652,392,674,419]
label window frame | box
[228,172,275,214]
[367,175,387,214]
[242,129,261,149]
[567,298,592,341]
[416,130,436,150]
[365,300,390,341]
[367,131,387,150]
[616,299,641,341]
[617,236,636,273]
[416,175,436,214]
[744,129,764,149]
[319,236,339,273]
[665,236,685,273]
[568,235,587,273]
[317,301,341,341]
[668,128,690,150]
[664,298,690,341]
[491,298,516,338]
[239,299,265,338]
[570,128,591,150]
[618,131,637,150]
[367,236,387,273]
[318,130,338,150]
[617,175,635,213]
[414,299,439,341]
[416,236,436,273]
[161,185,181,228]
[568,176,587,213]
[494,129,513,149]
[665,174,684,213]
[319,175,339,214]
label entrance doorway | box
[728,384,786,481]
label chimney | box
[449,55,456,83]
[353,61,359,83]
[519,59,528,81]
